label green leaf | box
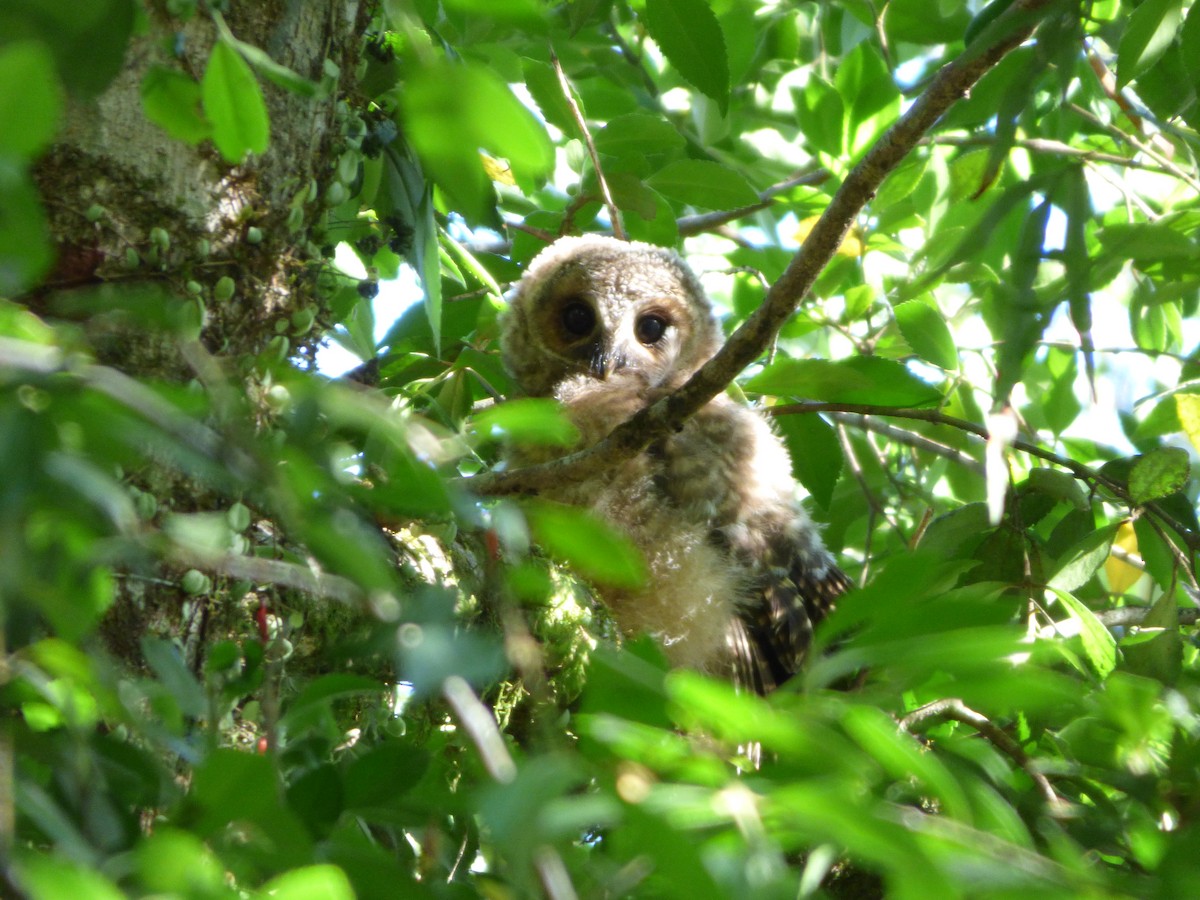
[191,748,279,832]
[522,58,578,134]
[471,398,579,447]
[965,0,1018,45]
[894,298,958,370]
[1181,0,1200,82]
[281,674,383,732]
[225,37,321,98]
[776,412,843,509]
[1098,222,1197,260]
[202,39,269,161]
[578,638,671,728]
[747,357,943,407]
[258,865,355,900]
[646,159,758,210]
[0,41,62,158]
[0,163,53,295]
[885,0,973,44]
[136,829,228,896]
[594,113,686,157]
[343,742,430,808]
[140,637,206,718]
[378,144,441,350]
[141,66,210,144]
[0,0,135,99]
[874,151,928,210]
[1133,517,1175,591]
[1129,447,1190,503]
[643,0,730,113]
[1177,393,1200,454]
[1047,586,1117,679]
[1117,0,1184,87]
[525,502,647,589]
[399,624,507,697]
[1061,164,1093,333]
[17,857,124,900]
[1049,522,1120,593]
[1121,588,1182,685]
[836,43,900,157]
[841,704,972,821]
[401,60,553,224]
[793,77,845,158]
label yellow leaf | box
[794,215,865,257]
[481,153,515,185]
[1176,393,1200,454]
[1105,520,1142,595]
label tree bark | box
[27,1,368,667]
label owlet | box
[500,235,849,693]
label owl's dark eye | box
[635,314,667,345]
[561,301,595,337]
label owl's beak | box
[586,342,626,379]
[587,342,609,379]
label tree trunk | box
[27,1,368,665]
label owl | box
[500,235,849,693]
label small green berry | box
[290,307,316,334]
[324,182,348,207]
[214,276,236,301]
[227,502,251,532]
[181,569,210,595]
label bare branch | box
[900,698,1065,810]
[677,169,829,236]
[925,134,1169,172]
[443,675,518,784]
[442,675,580,900]
[1097,606,1200,628]
[469,0,1061,498]
[166,546,366,606]
[826,410,984,475]
[553,53,625,241]
[767,401,1199,553]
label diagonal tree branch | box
[469,0,1063,498]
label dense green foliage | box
[4,0,1200,897]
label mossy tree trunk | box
[27,2,369,668]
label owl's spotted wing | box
[730,558,851,694]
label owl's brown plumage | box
[501,235,848,693]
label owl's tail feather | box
[730,562,851,695]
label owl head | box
[501,235,722,397]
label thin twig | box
[552,53,625,241]
[766,401,1199,553]
[1097,606,1200,627]
[1067,101,1200,193]
[925,134,1170,173]
[469,0,1060,499]
[508,220,559,244]
[443,674,517,783]
[899,698,1064,809]
[677,169,829,236]
[166,546,366,606]
[827,411,984,474]
[442,675,580,900]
